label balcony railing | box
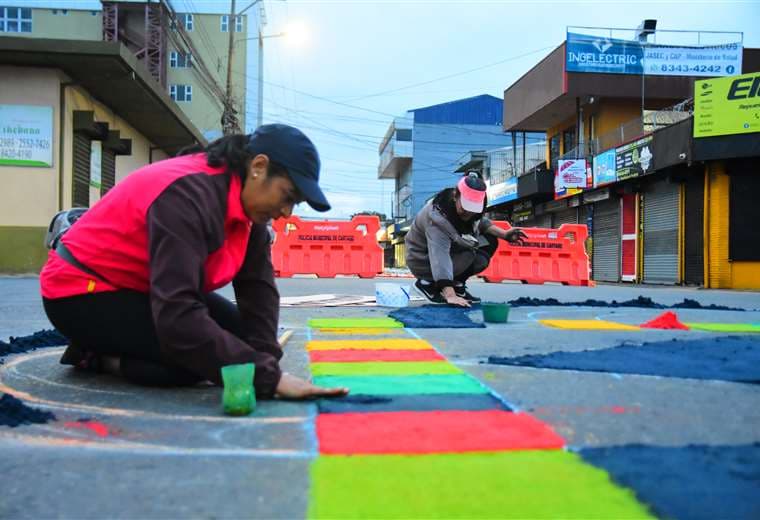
[486,141,547,184]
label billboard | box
[566,32,742,77]
[616,136,654,181]
[487,177,518,207]
[694,72,760,138]
[556,159,588,189]
[593,149,617,187]
[0,105,54,167]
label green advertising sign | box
[694,72,760,138]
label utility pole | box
[222,0,241,135]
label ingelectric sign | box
[694,72,760,138]
[566,32,742,77]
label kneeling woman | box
[40,124,348,400]
[405,174,527,307]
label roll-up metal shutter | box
[684,173,704,285]
[533,214,552,228]
[643,178,680,284]
[592,198,620,282]
[101,148,116,196]
[553,207,578,228]
[72,132,91,208]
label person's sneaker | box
[414,279,446,304]
[454,283,481,303]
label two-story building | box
[487,25,759,288]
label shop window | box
[170,84,193,102]
[562,127,577,156]
[549,134,560,170]
[0,7,32,33]
[396,129,412,141]
[729,173,760,261]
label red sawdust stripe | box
[309,349,445,363]
[316,410,565,455]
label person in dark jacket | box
[405,173,527,307]
[40,124,348,400]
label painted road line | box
[313,374,489,395]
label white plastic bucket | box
[375,283,411,307]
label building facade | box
[0,37,203,272]
[489,28,759,288]
[378,95,514,265]
[0,1,250,139]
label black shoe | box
[414,279,446,304]
[454,283,481,303]
[60,343,102,372]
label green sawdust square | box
[308,317,404,329]
[686,322,760,333]
[310,361,462,377]
[312,374,487,395]
[309,451,652,519]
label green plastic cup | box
[221,363,256,416]
[482,302,510,323]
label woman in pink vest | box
[40,124,348,400]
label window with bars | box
[170,85,193,102]
[0,7,32,33]
[169,51,193,68]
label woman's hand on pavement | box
[275,373,349,400]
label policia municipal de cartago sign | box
[694,72,760,138]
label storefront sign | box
[0,105,54,167]
[616,136,654,181]
[593,148,617,187]
[643,42,741,77]
[486,177,518,207]
[513,209,533,223]
[556,159,588,189]
[694,72,760,138]
[567,32,742,77]
[566,33,643,75]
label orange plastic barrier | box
[478,222,591,286]
[271,215,383,278]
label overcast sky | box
[9,0,760,219]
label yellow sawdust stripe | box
[306,338,434,351]
[539,319,641,331]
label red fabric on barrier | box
[316,410,565,454]
[640,311,690,330]
[309,349,445,363]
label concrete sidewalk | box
[1,277,759,518]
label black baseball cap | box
[246,124,330,212]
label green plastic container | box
[482,302,510,323]
[222,363,256,416]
